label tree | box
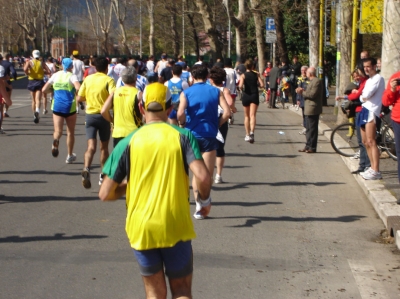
[111,0,130,55]
[86,0,113,55]
[272,0,288,63]
[307,0,319,67]
[226,0,248,62]
[249,0,265,72]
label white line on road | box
[348,260,389,299]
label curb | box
[288,106,400,249]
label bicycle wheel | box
[381,125,397,161]
[330,123,360,157]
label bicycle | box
[330,106,397,161]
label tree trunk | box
[148,0,155,56]
[381,0,400,82]
[194,0,223,60]
[337,0,352,124]
[170,4,180,57]
[272,0,288,63]
[249,0,265,73]
[187,11,200,59]
[307,0,319,67]
[227,0,247,62]
[112,0,130,55]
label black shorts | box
[53,111,76,118]
[216,122,229,157]
[27,80,44,92]
[242,93,259,107]
[85,114,111,142]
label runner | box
[165,64,189,125]
[180,62,192,86]
[101,66,143,147]
[238,59,264,143]
[177,64,230,219]
[0,54,17,118]
[209,66,237,184]
[23,50,50,124]
[72,50,85,112]
[0,65,12,134]
[43,57,57,115]
[99,82,212,299]
[42,58,81,163]
[77,57,116,188]
[223,58,237,125]
[154,53,168,76]
[146,55,155,73]
[116,59,148,92]
[108,57,127,82]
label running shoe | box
[99,173,105,186]
[295,105,299,111]
[43,109,48,115]
[193,200,204,220]
[214,174,223,184]
[299,128,306,135]
[0,127,5,134]
[361,168,382,180]
[52,139,59,157]
[4,112,9,117]
[65,153,77,164]
[249,133,254,144]
[79,102,85,110]
[244,135,251,142]
[359,167,371,176]
[82,168,91,189]
[34,112,40,124]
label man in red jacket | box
[382,70,400,203]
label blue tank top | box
[167,79,183,103]
[183,82,219,138]
[181,71,190,83]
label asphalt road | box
[1,81,400,298]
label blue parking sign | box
[266,18,275,31]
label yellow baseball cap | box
[142,83,172,112]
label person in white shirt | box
[154,53,167,76]
[108,57,127,82]
[357,57,385,180]
[116,59,148,92]
[72,51,85,112]
[146,55,155,73]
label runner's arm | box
[238,74,245,90]
[23,60,31,75]
[42,81,52,94]
[101,92,114,123]
[177,92,187,126]
[219,90,231,126]
[99,177,127,201]
[257,73,265,89]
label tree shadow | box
[217,214,366,227]
[0,233,108,243]
[212,181,344,191]
[0,194,100,204]
[190,201,282,207]
[0,168,99,176]
[227,153,298,158]
[0,180,47,184]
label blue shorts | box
[168,109,177,120]
[133,241,193,278]
[196,137,219,152]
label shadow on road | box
[220,214,366,227]
[0,233,108,243]
[190,201,282,207]
[227,153,298,158]
[0,195,100,204]
[211,181,344,191]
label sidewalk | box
[288,91,400,250]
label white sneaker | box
[193,200,204,220]
[214,175,223,184]
[359,167,371,176]
[299,128,306,135]
[295,105,299,111]
[0,127,5,134]
[65,153,77,164]
[244,135,251,142]
[361,168,382,180]
[99,173,105,185]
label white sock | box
[35,108,40,113]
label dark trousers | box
[290,84,297,105]
[269,89,277,108]
[305,114,319,151]
[392,120,400,180]
[355,112,370,170]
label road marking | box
[348,260,389,299]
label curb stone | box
[288,106,400,249]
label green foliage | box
[283,1,309,55]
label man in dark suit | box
[268,59,280,109]
[296,67,323,153]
